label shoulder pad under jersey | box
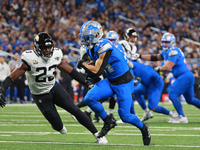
[168,50,178,56]
[96,39,112,55]
[119,40,131,52]
[21,50,35,62]
[53,48,63,60]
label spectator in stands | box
[0,54,10,85]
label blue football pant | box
[169,72,200,116]
[134,78,170,115]
[84,79,143,129]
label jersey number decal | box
[35,65,57,82]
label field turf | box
[0,102,199,150]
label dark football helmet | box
[34,32,54,60]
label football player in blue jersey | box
[130,60,178,122]
[78,21,151,145]
[106,29,177,123]
[135,32,200,123]
[105,29,153,122]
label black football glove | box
[0,87,6,108]
[85,80,94,89]
[77,59,85,69]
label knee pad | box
[118,108,130,123]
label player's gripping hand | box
[131,53,141,61]
[0,87,6,108]
[85,80,94,90]
[77,59,85,69]
[154,66,160,74]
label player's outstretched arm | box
[58,59,93,88]
[0,62,28,108]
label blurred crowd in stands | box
[0,0,200,102]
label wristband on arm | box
[150,55,158,61]
[0,76,13,93]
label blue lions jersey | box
[86,38,129,79]
[131,61,160,87]
[160,46,190,78]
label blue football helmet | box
[79,21,103,49]
[161,32,176,50]
[105,30,119,46]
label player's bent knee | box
[148,105,157,111]
[84,95,96,105]
[169,93,178,102]
[118,108,131,123]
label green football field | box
[0,102,199,150]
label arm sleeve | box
[85,50,112,78]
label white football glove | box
[154,66,161,73]
[131,53,141,61]
[127,60,134,68]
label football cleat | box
[169,115,188,123]
[93,114,100,123]
[59,126,67,134]
[108,114,116,122]
[84,111,92,120]
[141,111,154,122]
[140,123,151,145]
[178,115,188,123]
[116,119,124,124]
[94,132,108,144]
[96,118,117,138]
[168,111,179,123]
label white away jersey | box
[21,48,63,95]
[119,40,137,59]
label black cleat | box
[93,113,100,123]
[84,111,92,120]
[108,114,116,122]
[140,123,151,145]
[97,118,117,138]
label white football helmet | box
[125,28,137,45]
[161,32,176,50]
[79,21,103,49]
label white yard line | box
[0,131,200,137]
[0,140,199,148]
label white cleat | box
[168,111,179,123]
[94,132,108,144]
[178,115,188,123]
[116,119,124,124]
[169,115,188,123]
[59,126,67,134]
[141,111,153,122]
